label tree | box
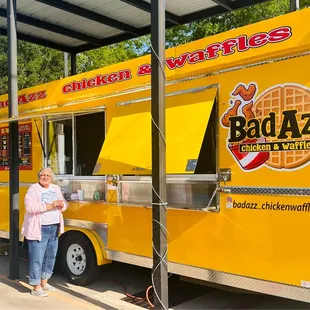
[76,38,149,73]
[0,39,65,95]
[0,38,65,95]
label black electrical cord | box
[34,119,46,159]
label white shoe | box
[42,283,56,292]
[31,289,48,297]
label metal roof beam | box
[74,33,136,54]
[181,6,227,24]
[74,22,174,53]
[120,0,181,25]
[36,0,143,36]
[212,0,233,11]
[0,27,75,53]
[181,0,269,24]
[232,0,270,10]
[0,8,102,46]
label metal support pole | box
[151,0,168,309]
[7,0,19,280]
[43,116,48,168]
[290,0,299,11]
[64,52,68,77]
[71,53,77,76]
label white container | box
[77,189,84,201]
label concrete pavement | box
[0,250,148,310]
[0,242,310,309]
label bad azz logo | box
[221,82,310,171]
[0,90,47,108]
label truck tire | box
[60,231,99,286]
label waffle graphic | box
[254,85,310,169]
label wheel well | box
[59,230,94,250]
[58,229,107,266]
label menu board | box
[0,123,32,170]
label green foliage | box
[76,37,149,73]
[0,38,65,95]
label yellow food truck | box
[0,8,309,303]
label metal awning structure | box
[0,0,270,54]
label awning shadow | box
[0,275,30,294]
[51,281,118,310]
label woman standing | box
[22,167,68,297]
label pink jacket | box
[21,183,68,241]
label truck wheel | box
[60,231,99,286]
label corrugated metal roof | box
[0,15,85,46]
[16,21,86,47]
[17,0,125,39]
[66,0,152,28]
[0,0,270,53]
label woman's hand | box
[45,203,55,211]
[53,200,64,210]
[45,200,63,211]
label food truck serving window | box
[93,87,217,175]
[47,111,105,176]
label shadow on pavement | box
[0,276,30,294]
[0,256,138,309]
[52,281,119,310]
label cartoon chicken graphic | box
[221,83,270,170]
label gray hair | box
[38,167,54,179]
